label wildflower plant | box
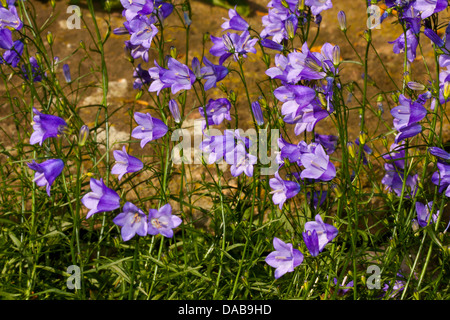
[0,0,449,302]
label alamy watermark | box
[66,5,81,30]
[66,265,81,290]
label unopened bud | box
[47,32,53,46]
[332,46,340,66]
[337,11,347,32]
[78,125,89,147]
[169,99,181,124]
[444,82,450,100]
[170,46,177,59]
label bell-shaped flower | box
[159,57,196,94]
[229,143,257,177]
[147,203,182,238]
[27,159,64,197]
[304,214,338,252]
[81,178,121,219]
[221,6,249,31]
[414,201,439,228]
[300,144,336,181]
[265,237,304,279]
[131,112,168,148]
[111,146,144,180]
[113,202,148,241]
[431,162,450,196]
[30,107,67,146]
[413,0,447,19]
[269,171,301,210]
[198,98,232,126]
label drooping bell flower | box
[269,171,301,210]
[265,237,304,279]
[305,0,333,16]
[413,0,447,19]
[389,29,419,63]
[304,214,339,252]
[299,144,336,181]
[210,30,258,65]
[221,6,249,31]
[30,107,67,146]
[131,112,168,148]
[159,57,196,94]
[111,146,144,181]
[27,159,64,197]
[200,56,229,91]
[229,143,257,177]
[113,202,148,241]
[147,203,182,238]
[198,98,232,126]
[414,201,439,228]
[431,162,450,196]
[81,178,121,219]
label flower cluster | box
[266,213,338,279]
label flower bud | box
[347,142,355,158]
[332,46,340,66]
[444,82,450,100]
[251,101,264,126]
[407,81,425,91]
[78,125,89,147]
[285,18,295,40]
[183,11,192,26]
[337,11,347,32]
[169,99,181,124]
[170,46,177,59]
[47,32,53,46]
[63,64,71,83]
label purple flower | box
[303,229,320,257]
[111,146,144,180]
[133,63,152,89]
[300,144,336,181]
[415,201,439,228]
[147,203,182,238]
[382,273,405,299]
[305,0,333,16]
[307,190,327,209]
[265,237,304,279]
[0,4,23,30]
[333,277,354,295]
[22,57,46,82]
[381,163,418,198]
[389,29,419,63]
[158,57,196,94]
[413,0,447,19]
[428,147,450,161]
[169,99,181,124]
[198,98,232,126]
[304,214,338,252]
[221,6,249,31]
[424,28,444,47]
[260,38,284,52]
[269,171,301,210]
[210,30,257,65]
[315,133,338,154]
[148,61,170,94]
[127,15,158,49]
[251,101,264,126]
[431,162,450,196]
[200,56,229,91]
[63,64,71,83]
[1,39,23,67]
[81,178,121,219]
[113,202,148,241]
[229,143,257,177]
[120,0,153,21]
[131,112,168,148]
[30,107,68,146]
[391,94,427,142]
[27,159,64,197]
